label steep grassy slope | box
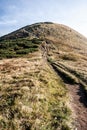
[0,22,87,130]
[0,52,73,130]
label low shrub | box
[0,37,41,59]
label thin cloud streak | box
[0,20,17,25]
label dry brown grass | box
[0,51,73,130]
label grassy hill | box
[0,22,87,130]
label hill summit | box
[0,22,87,130]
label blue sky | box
[0,0,87,37]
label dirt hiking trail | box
[66,84,87,130]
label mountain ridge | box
[1,22,87,40]
[0,22,87,130]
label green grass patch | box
[0,37,42,59]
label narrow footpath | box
[66,84,87,130]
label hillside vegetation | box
[0,22,87,130]
[0,38,43,59]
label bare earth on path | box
[66,84,87,130]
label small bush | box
[16,48,37,54]
[60,54,77,61]
[31,38,43,44]
[62,124,71,130]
